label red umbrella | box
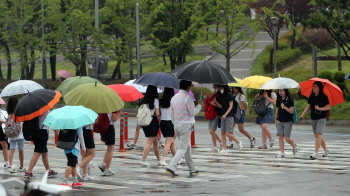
[57,70,73,79]
[299,77,344,107]
[107,84,144,102]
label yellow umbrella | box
[240,75,272,89]
[228,77,246,88]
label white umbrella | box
[260,77,300,90]
[0,80,44,97]
[124,79,162,93]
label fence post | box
[191,125,197,148]
[118,118,127,152]
[124,112,129,142]
[54,134,58,146]
[158,119,161,139]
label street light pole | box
[273,24,277,78]
[136,0,141,78]
[95,0,99,79]
[41,0,48,88]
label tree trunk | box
[4,43,11,81]
[111,59,122,80]
[50,42,57,81]
[162,52,167,65]
[75,65,80,77]
[206,27,209,41]
[291,29,296,49]
[25,51,30,79]
[270,49,274,73]
[169,54,175,70]
[337,44,342,71]
[183,55,186,64]
[29,47,35,79]
[80,35,87,76]
[216,22,219,37]
[129,47,134,80]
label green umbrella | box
[43,105,98,130]
[64,82,124,113]
[56,76,102,97]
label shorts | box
[100,125,115,145]
[276,121,293,138]
[0,127,6,141]
[83,127,95,149]
[33,129,48,153]
[255,108,274,125]
[237,114,245,124]
[221,117,234,133]
[160,120,175,137]
[143,116,159,137]
[311,118,326,135]
[208,116,219,130]
[66,153,78,168]
[10,139,25,150]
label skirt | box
[255,108,274,125]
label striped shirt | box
[170,90,202,124]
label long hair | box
[140,85,159,110]
[6,96,18,115]
[277,89,292,101]
[259,89,272,98]
[219,85,231,105]
[160,87,174,108]
[232,87,244,96]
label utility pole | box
[42,0,48,88]
[136,0,141,78]
[95,0,99,79]
[312,48,317,77]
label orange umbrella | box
[107,84,144,102]
[299,78,344,107]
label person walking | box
[6,96,26,172]
[213,85,243,154]
[159,88,176,166]
[140,85,161,166]
[0,105,9,169]
[255,90,276,149]
[300,81,330,159]
[166,80,203,177]
[232,87,256,148]
[77,124,96,181]
[275,89,297,158]
[204,84,223,153]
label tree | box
[195,0,260,71]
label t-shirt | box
[220,93,235,117]
[160,107,171,121]
[266,92,277,109]
[64,127,83,157]
[151,98,160,116]
[107,113,114,125]
[235,93,245,109]
[276,96,294,122]
[308,94,330,120]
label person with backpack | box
[139,85,161,166]
[96,110,122,175]
[255,90,276,149]
[231,87,256,148]
[5,96,26,172]
[60,127,86,187]
[77,124,96,181]
[275,89,298,158]
[0,107,9,169]
[300,81,330,159]
[204,84,223,153]
[213,85,243,154]
[24,110,58,180]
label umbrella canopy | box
[124,79,163,93]
[260,77,300,90]
[228,77,245,88]
[170,61,236,84]
[0,97,5,104]
[345,73,350,80]
[240,76,272,89]
[64,83,124,113]
[56,76,102,97]
[299,77,344,107]
[0,80,44,97]
[57,70,73,79]
[43,105,98,130]
[13,89,61,122]
[108,84,144,102]
[174,90,196,101]
[134,72,180,89]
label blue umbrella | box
[133,72,180,89]
[345,73,350,80]
[43,105,98,130]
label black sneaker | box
[166,168,178,178]
[190,170,200,176]
[250,137,256,148]
[48,170,57,178]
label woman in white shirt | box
[159,88,176,166]
[0,104,9,168]
[140,85,161,166]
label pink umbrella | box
[0,97,5,105]
[174,90,196,101]
[57,70,73,79]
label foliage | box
[191,86,212,104]
[294,29,334,52]
[334,71,346,82]
[317,70,333,82]
[262,48,302,72]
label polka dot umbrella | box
[0,80,44,97]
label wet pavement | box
[2,118,350,196]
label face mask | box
[220,90,224,94]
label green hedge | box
[262,48,302,72]
[263,42,289,53]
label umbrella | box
[0,97,5,104]
[345,73,350,80]
[228,77,245,88]
[13,89,61,122]
[64,82,124,113]
[56,76,102,97]
[57,70,73,79]
[43,105,98,130]
[240,76,272,89]
[174,90,196,101]
[134,72,181,89]
[124,79,162,93]
[0,80,44,97]
[299,77,344,107]
[260,77,300,90]
[108,84,144,102]
[170,60,236,84]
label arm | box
[275,107,278,128]
[301,104,311,118]
[155,108,160,117]
[315,104,330,111]
[222,101,233,119]
[281,103,294,114]
[170,103,175,124]
[240,101,244,110]
[112,110,122,122]
[214,98,222,108]
[78,132,86,151]
[186,96,202,116]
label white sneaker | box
[82,174,95,181]
[140,160,150,166]
[275,153,285,158]
[4,163,10,169]
[88,163,98,171]
[219,143,223,150]
[98,163,106,172]
[103,169,115,176]
[270,139,275,147]
[18,167,27,172]
[177,158,184,165]
[76,167,83,180]
[159,161,168,166]
[237,141,243,151]
[218,149,228,155]
[323,149,330,157]
[9,167,18,173]
[310,152,318,159]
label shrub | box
[294,29,334,52]
[263,42,289,53]
[318,71,333,82]
[334,71,346,82]
[262,48,302,73]
[191,86,212,104]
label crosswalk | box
[1,138,350,194]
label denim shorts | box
[237,114,245,124]
[10,139,25,150]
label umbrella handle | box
[200,85,203,101]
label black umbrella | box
[134,72,180,89]
[170,60,236,85]
[13,89,61,122]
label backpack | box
[4,116,21,138]
[93,114,110,133]
[22,117,41,141]
[293,107,298,124]
[56,129,77,150]
[204,93,218,120]
[253,98,270,114]
[137,104,152,126]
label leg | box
[134,126,140,144]
[71,165,77,178]
[9,149,15,166]
[221,132,227,150]
[80,149,87,174]
[170,140,176,156]
[320,137,327,151]
[209,129,221,147]
[42,152,50,170]
[261,123,272,141]
[162,137,174,160]
[0,141,8,162]
[284,137,296,148]
[229,122,236,143]
[142,137,157,160]
[19,150,24,168]
[314,133,323,153]
[27,152,41,173]
[260,124,267,144]
[64,166,73,179]
[104,145,115,170]
[152,139,161,160]
[238,123,252,139]
[278,135,284,154]
[225,132,239,144]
